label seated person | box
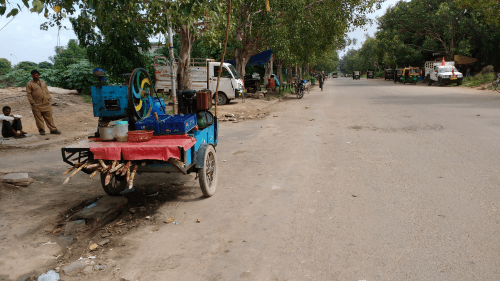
[1,106,26,138]
[271,74,280,87]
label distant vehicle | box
[353,71,360,80]
[332,72,338,78]
[401,67,420,84]
[425,60,463,86]
[367,71,374,79]
[384,69,394,80]
[394,69,403,83]
[154,57,244,105]
[346,73,352,77]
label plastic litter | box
[37,270,59,281]
[83,202,98,210]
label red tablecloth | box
[88,135,196,161]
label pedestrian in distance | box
[26,70,61,135]
[316,72,324,91]
[1,106,26,138]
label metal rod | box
[215,0,232,118]
[167,16,178,114]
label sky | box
[0,3,78,65]
[339,0,399,58]
[0,0,398,66]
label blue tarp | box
[226,49,273,68]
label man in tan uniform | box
[26,70,61,135]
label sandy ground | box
[2,79,500,280]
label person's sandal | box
[39,130,46,135]
[50,130,62,135]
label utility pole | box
[166,16,177,114]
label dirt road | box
[2,78,500,280]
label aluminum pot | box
[99,126,115,141]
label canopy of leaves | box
[374,0,500,69]
[38,61,53,69]
[0,58,11,75]
[16,61,38,71]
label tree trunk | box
[275,59,283,84]
[178,25,196,90]
[298,66,302,80]
[263,54,273,87]
[287,64,293,83]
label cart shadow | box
[124,174,206,208]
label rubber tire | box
[427,79,432,86]
[438,78,443,87]
[100,172,128,196]
[394,79,397,83]
[199,145,217,197]
[217,93,228,105]
[297,88,304,99]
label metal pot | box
[99,126,115,141]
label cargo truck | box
[154,57,244,104]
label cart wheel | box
[100,172,128,196]
[199,145,218,197]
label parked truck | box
[154,57,244,104]
[425,60,463,86]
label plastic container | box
[114,121,129,142]
[99,126,115,141]
[196,90,212,110]
[159,114,197,135]
[128,130,153,142]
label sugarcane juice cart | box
[61,68,218,197]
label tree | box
[38,61,53,69]
[16,61,38,71]
[226,0,381,78]
[0,58,11,75]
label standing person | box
[316,72,324,91]
[1,106,26,138]
[26,70,61,135]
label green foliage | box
[71,2,153,81]
[16,61,38,71]
[0,58,11,75]
[38,61,53,69]
[0,69,32,87]
[462,72,494,87]
[51,39,86,69]
[62,60,98,93]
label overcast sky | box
[340,0,398,58]
[0,0,397,66]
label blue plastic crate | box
[135,115,171,135]
[135,115,159,134]
[159,114,197,135]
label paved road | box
[4,78,500,280]
[112,78,500,280]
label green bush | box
[0,69,32,88]
[375,71,384,78]
[62,60,98,94]
[462,72,495,87]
